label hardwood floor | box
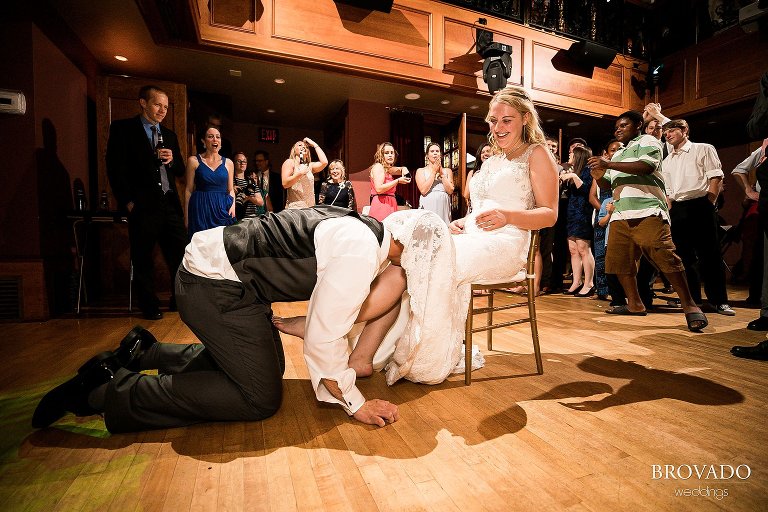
[1,288,766,511]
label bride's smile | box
[486,101,530,151]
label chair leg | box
[465,294,474,385]
[528,277,543,374]
[487,288,494,351]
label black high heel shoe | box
[576,286,595,298]
[563,285,583,295]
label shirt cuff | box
[314,367,366,416]
[339,386,366,416]
[705,169,724,180]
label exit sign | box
[259,127,279,143]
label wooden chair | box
[464,230,542,384]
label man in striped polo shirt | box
[588,110,708,332]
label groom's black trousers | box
[103,268,285,433]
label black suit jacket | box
[106,115,184,213]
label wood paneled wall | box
[194,0,648,117]
[656,27,768,118]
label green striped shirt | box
[604,134,669,223]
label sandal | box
[605,305,647,316]
[685,311,708,332]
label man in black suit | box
[254,149,285,213]
[106,85,188,320]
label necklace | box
[504,139,526,158]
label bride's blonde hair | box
[485,86,547,155]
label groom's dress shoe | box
[730,340,768,361]
[32,353,118,429]
[112,325,158,370]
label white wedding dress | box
[378,146,537,385]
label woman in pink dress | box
[368,142,410,221]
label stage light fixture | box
[476,27,512,95]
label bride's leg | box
[273,265,406,341]
[349,265,407,377]
[349,300,401,377]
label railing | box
[438,0,745,60]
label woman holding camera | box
[369,142,410,221]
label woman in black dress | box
[560,146,595,296]
[319,159,357,210]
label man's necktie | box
[151,125,171,194]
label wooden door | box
[441,113,467,218]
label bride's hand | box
[449,218,465,234]
[475,209,506,231]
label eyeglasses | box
[236,160,247,164]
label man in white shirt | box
[33,206,404,432]
[662,119,734,316]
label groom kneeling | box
[33,206,404,432]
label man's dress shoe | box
[112,325,158,370]
[32,353,118,428]
[142,309,163,320]
[730,340,768,361]
[747,316,768,331]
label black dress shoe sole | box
[114,325,158,368]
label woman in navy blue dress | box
[560,145,595,297]
[185,127,236,238]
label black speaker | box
[565,41,617,69]
[333,0,394,13]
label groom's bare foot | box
[348,354,374,378]
[272,316,306,339]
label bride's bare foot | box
[348,354,374,378]
[272,316,306,339]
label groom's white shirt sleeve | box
[304,217,390,415]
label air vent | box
[0,277,21,320]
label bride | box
[274,85,558,386]
[380,85,558,384]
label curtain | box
[390,109,424,209]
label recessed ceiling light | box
[229,69,242,77]
[567,121,581,127]
[546,118,555,123]
[440,100,450,105]
[707,120,717,125]
[470,105,479,110]
[274,78,286,84]
[405,93,420,100]
[114,55,128,62]
[266,109,276,113]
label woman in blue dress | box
[185,127,236,238]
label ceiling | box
[45,0,754,149]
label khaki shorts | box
[605,216,684,275]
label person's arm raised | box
[305,138,328,173]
